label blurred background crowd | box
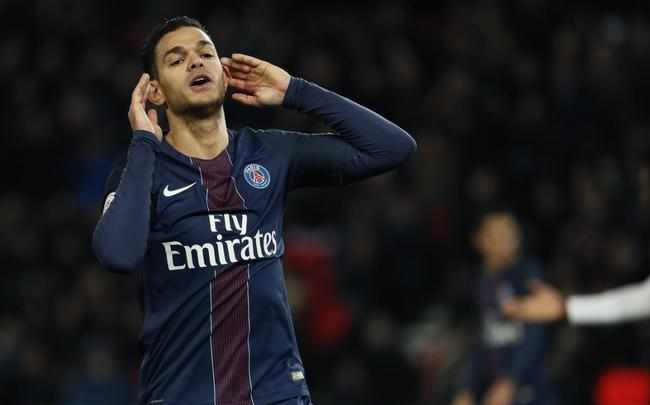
[2,0,650,404]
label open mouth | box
[190,75,212,87]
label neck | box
[165,106,229,160]
[484,255,516,274]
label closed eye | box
[170,58,183,66]
[202,53,214,58]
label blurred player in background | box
[92,16,415,405]
[452,211,552,405]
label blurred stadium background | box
[2,0,650,404]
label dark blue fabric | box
[458,259,552,405]
[269,395,313,405]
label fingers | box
[232,93,261,107]
[230,70,249,80]
[501,300,520,316]
[129,74,161,134]
[228,78,249,91]
[147,109,158,126]
[147,109,163,140]
[528,279,546,292]
[222,53,265,74]
[141,76,149,103]
[221,57,252,73]
[221,58,251,81]
[131,73,150,106]
[232,53,262,67]
[501,297,536,319]
[143,82,152,107]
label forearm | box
[567,277,650,324]
[92,131,158,272]
[282,77,416,178]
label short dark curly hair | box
[141,16,210,79]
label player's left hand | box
[501,280,567,323]
[483,378,515,405]
[220,53,290,107]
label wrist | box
[281,76,303,110]
[132,130,161,147]
[278,74,290,98]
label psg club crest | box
[243,163,271,189]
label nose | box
[188,53,204,70]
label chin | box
[195,89,226,105]
[184,98,222,118]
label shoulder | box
[233,126,312,152]
[236,126,308,139]
[515,257,544,282]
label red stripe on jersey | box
[196,154,253,405]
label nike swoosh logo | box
[163,182,196,197]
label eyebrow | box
[162,40,215,60]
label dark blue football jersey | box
[457,259,550,403]
[93,78,416,405]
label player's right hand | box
[128,73,163,141]
[220,54,291,108]
[501,280,567,322]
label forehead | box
[481,214,516,232]
[156,26,214,57]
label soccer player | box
[92,16,416,405]
[502,275,650,324]
[451,211,551,405]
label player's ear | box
[222,64,231,90]
[148,80,166,106]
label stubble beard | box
[175,77,227,119]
